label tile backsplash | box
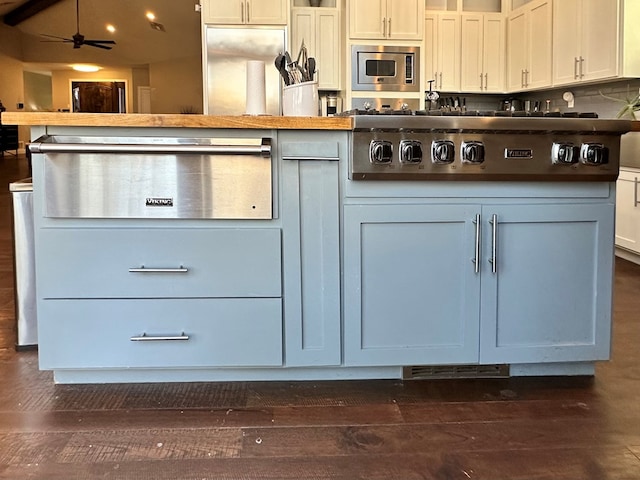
[451,79,640,118]
[536,79,640,119]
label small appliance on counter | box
[321,94,343,116]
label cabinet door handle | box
[579,56,584,78]
[130,332,190,342]
[388,18,391,37]
[484,73,488,91]
[521,69,525,88]
[283,155,340,161]
[635,177,639,207]
[574,57,579,79]
[473,214,481,274]
[489,214,498,274]
[241,2,244,23]
[129,266,189,273]
[246,1,250,23]
[439,72,443,90]
[479,73,483,90]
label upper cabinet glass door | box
[463,0,501,12]
[426,0,502,12]
[425,0,457,10]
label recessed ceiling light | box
[71,64,101,72]
[106,24,116,33]
[146,12,156,21]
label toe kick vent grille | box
[403,364,509,380]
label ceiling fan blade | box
[83,40,116,45]
[40,34,74,42]
[82,41,114,50]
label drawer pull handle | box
[30,139,272,158]
[130,332,190,342]
[129,265,188,273]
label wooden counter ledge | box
[1,112,353,130]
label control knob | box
[461,141,485,164]
[580,143,608,165]
[369,140,393,164]
[551,142,579,165]
[399,140,423,164]
[431,140,455,164]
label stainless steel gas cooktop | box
[348,114,633,182]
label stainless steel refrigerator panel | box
[205,26,286,115]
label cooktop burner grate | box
[339,109,599,118]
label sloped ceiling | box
[2,0,202,70]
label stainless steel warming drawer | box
[29,136,273,219]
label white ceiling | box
[2,0,202,71]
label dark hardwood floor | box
[1,154,640,479]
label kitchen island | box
[3,112,632,383]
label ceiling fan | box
[41,0,116,50]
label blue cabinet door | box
[479,203,614,364]
[280,134,343,366]
[343,204,481,366]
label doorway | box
[71,81,127,113]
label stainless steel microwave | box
[351,45,420,92]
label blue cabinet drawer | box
[38,298,283,369]
[37,228,281,298]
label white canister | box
[282,81,319,116]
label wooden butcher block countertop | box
[1,112,353,130]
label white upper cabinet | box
[506,0,552,91]
[291,8,342,90]
[553,0,640,86]
[425,13,460,91]
[203,0,289,25]
[460,13,504,92]
[349,0,424,40]
[553,0,618,85]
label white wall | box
[23,71,52,112]
[0,24,25,113]
[149,55,203,114]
